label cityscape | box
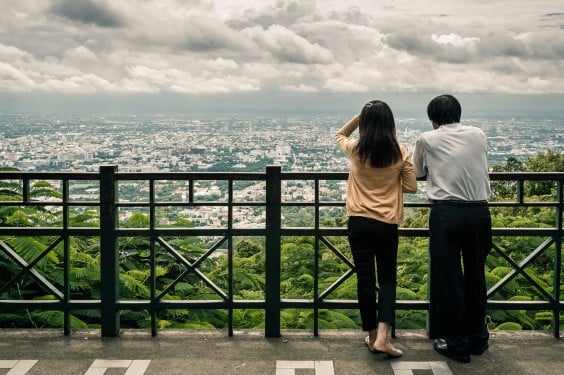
[1,113,561,229]
[1,113,562,174]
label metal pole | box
[553,178,562,338]
[62,179,71,336]
[265,166,281,337]
[100,165,120,337]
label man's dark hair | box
[427,94,461,126]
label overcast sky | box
[1,0,563,115]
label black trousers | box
[429,203,492,354]
[347,216,398,331]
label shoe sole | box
[433,347,470,363]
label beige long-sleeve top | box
[335,114,417,224]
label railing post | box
[265,165,281,337]
[100,165,120,337]
[554,178,562,338]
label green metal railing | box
[0,166,562,338]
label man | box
[412,94,492,363]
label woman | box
[335,100,417,357]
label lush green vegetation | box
[0,150,562,332]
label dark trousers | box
[429,204,492,354]
[347,216,398,331]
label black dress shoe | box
[433,339,470,363]
[470,342,489,355]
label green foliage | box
[492,149,563,200]
[5,210,33,226]
[495,322,522,330]
[1,151,562,332]
[396,310,427,329]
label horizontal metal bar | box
[3,300,560,311]
[281,172,349,180]
[488,172,564,181]
[0,201,100,206]
[0,227,100,235]
[116,172,266,180]
[486,301,560,310]
[0,300,102,310]
[279,299,430,310]
[117,300,266,310]
[0,227,555,239]
[279,227,559,236]
[2,171,562,181]
[0,172,100,179]
[0,300,267,310]
[114,228,266,236]
[116,202,266,207]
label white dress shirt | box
[412,123,491,201]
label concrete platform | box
[0,329,562,374]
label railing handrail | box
[0,167,562,338]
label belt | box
[431,200,488,207]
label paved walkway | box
[0,329,562,374]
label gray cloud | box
[242,25,333,64]
[385,27,559,64]
[326,6,375,27]
[481,34,528,58]
[0,0,562,97]
[228,0,317,29]
[385,29,441,55]
[524,32,564,59]
[293,20,385,65]
[183,15,249,52]
[49,0,125,27]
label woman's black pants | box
[347,216,398,331]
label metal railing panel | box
[0,168,562,338]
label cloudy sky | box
[1,0,563,115]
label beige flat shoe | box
[364,336,378,353]
[373,340,403,358]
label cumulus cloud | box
[294,20,386,64]
[431,33,479,47]
[242,24,334,64]
[228,0,317,29]
[0,61,36,92]
[0,0,562,97]
[0,57,118,94]
[324,77,368,93]
[0,44,33,61]
[124,57,260,94]
[41,73,116,93]
[182,15,255,52]
[62,46,99,64]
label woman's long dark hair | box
[355,100,401,168]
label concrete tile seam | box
[84,360,151,375]
[276,360,335,375]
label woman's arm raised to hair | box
[335,114,360,155]
[400,147,417,193]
